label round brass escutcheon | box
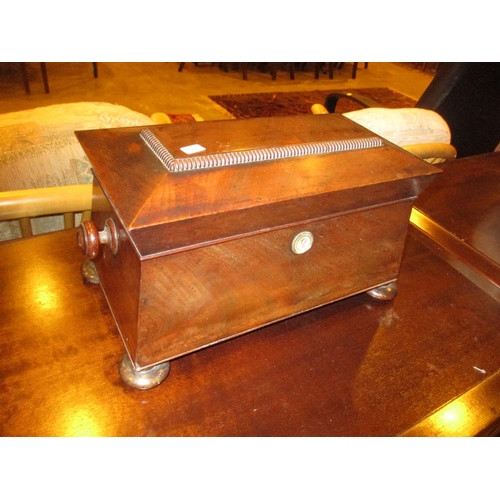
[291,231,314,254]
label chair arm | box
[0,184,93,221]
[311,103,329,114]
[402,143,457,163]
[324,92,380,113]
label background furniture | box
[268,62,295,80]
[19,62,98,94]
[319,63,500,158]
[338,62,369,79]
[0,102,155,241]
[179,62,334,80]
[314,63,334,79]
[0,184,92,238]
[352,62,368,79]
[311,103,456,163]
[19,62,49,94]
[178,62,249,80]
[2,153,500,436]
[416,62,500,157]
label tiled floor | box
[0,62,435,120]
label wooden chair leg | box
[63,212,74,229]
[39,62,49,93]
[352,62,358,79]
[270,63,277,80]
[19,63,30,94]
[241,63,248,80]
[315,63,321,79]
[315,63,333,79]
[289,62,295,80]
[352,62,368,79]
[92,62,98,78]
[19,218,32,238]
[178,62,185,72]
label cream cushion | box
[0,102,154,190]
[0,102,155,240]
[343,107,451,147]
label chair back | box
[416,63,500,157]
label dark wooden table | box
[2,153,500,437]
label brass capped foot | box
[81,259,100,284]
[367,282,398,301]
[119,354,171,390]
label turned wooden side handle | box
[77,218,119,258]
[78,220,100,258]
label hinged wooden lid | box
[75,114,441,256]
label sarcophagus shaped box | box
[76,114,440,388]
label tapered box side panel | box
[91,185,143,363]
[133,201,413,368]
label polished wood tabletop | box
[412,152,500,301]
[2,153,500,437]
[414,152,500,258]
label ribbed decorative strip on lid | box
[140,128,384,172]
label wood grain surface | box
[2,152,500,437]
[2,226,500,436]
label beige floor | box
[0,62,434,120]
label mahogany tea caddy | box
[76,114,440,389]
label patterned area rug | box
[208,88,417,119]
[151,112,202,124]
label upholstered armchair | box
[313,63,500,159]
[311,102,457,164]
[0,102,156,241]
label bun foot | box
[119,354,171,390]
[81,259,100,284]
[367,282,398,301]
